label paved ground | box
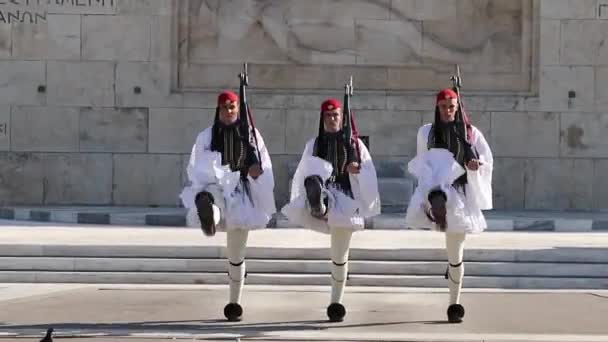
[0,284,607,342]
[2,219,608,251]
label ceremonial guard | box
[180,65,276,322]
[405,68,493,323]
[282,78,381,322]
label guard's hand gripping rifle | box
[343,76,361,164]
[450,65,479,162]
[238,63,262,168]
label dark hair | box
[434,103,474,142]
[210,107,221,152]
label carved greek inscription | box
[0,0,115,23]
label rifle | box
[343,76,361,164]
[238,63,262,168]
[450,65,478,161]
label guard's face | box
[323,108,343,133]
[437,98,458,123]
[219,101,239,125]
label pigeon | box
[40,328,53,342]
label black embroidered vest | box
[314,131,355,196]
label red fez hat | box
[436,88,458,103]
[321,98,342,112]
[217,90,239,106]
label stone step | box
[4,206,608,232]
[374,159,408,178]
[0,271,605,289]
[378,177,413,213]
[1,257,606,278]
[1,227,606,288]
[3,243,608,263]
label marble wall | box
[0,0,607,211]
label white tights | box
[445,232,466,305]
[226,229,249,304]
[330,227,353,304]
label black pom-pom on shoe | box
[428,191,447,231]
[326,303,346,322]
[195,191,216,236]
[224,303,243,322]
[304,176,327,219]
[447,304,465,323]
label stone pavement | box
[0,284,607,342]
[3,206,608,232]
[2,220,608,251]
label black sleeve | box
[245,141,259,167]
[238,126,259,168]
[345,139,357,164]
[463,140,479,163]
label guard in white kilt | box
[282,98,380,322]
[180,90,276,321]
[405,88,493,323]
